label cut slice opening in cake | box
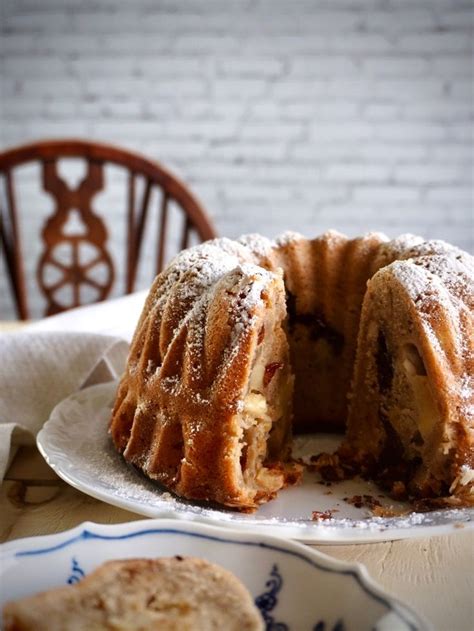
[234,292,296,503]
[284,289,349,432]
[402,343,427,377]
[375,330,394,395]
[239,389,272,486]
[375,332,441,460]
[374,331,447,499]
[400,343,440,447]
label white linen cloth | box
[26,291,147,342]
[0,291,147,482]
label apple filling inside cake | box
[233,281,296,505]
[345,325,444,496]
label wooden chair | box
[0,139,217,319]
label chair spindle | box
[180,216,191,251]
[129,177,152,290]
[156,192,169,275]
[126,171,136,293]
[5,171,28,319]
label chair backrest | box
[0,139,217,319]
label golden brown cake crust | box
[110,241,298,509]
[109,231,474,509]
[344,253,474,505]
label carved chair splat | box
[0,139,216,319]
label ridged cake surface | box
[111,239,296,509]
[344,252,473,505]
[110,231,474,509]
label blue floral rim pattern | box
[12,526,417,630]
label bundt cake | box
[109,231,473,510]
[3,557,264,631]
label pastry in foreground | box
[2,556,264,631]
[109,230,473,510]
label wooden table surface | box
[2,445,472,631]
[1,319,473,630]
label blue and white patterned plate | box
[0,519,428,630]
[37,383,473,544]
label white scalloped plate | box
[37,382,473,544]
[0,519,428,630]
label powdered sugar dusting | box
[120,230,473,513]
[389,260,443,304]
[40,384,474,543]
[138,236,280,409]
[148,231,472,427]
[274,230,305,247]
[460,376,474,421]
[383,253,474,420]
[405,238,461,259]
[238,233,275,259]
[214,263,279,376]
[388,233,425,251]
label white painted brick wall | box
[0,0,473,319]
